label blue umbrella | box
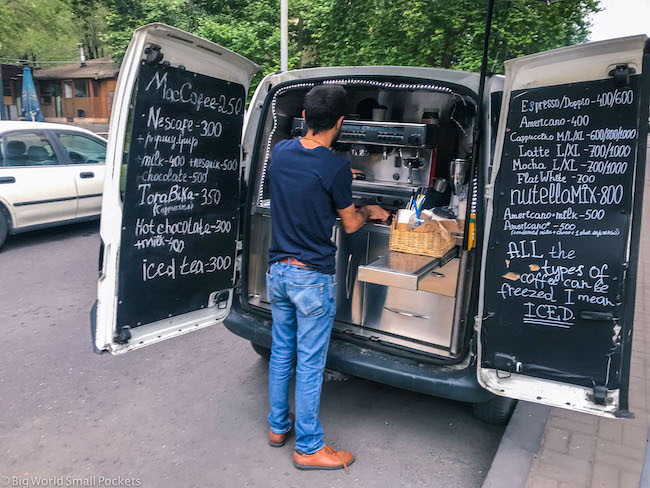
[21,66,44,122]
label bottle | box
[467,213,476,250]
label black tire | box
[251,342,271,360]
[0,211,8,250]
[472,396,517,425]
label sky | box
[589,0,650,41]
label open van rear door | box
[477,36,650,418]
[94,24,258,354]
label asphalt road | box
[0,222,504,488]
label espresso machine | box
[290,118,438,211]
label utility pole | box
[281,0,288,71]
[0,65,4,120]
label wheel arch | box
[0,197,15,232]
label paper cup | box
[397,209,415,224]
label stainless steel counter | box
[246,211,461,355]
[358,253,445,290]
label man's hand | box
[366,205,390,221]
[337,204,390,233]
[351,168,365,180]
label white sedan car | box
[0,121,107,248]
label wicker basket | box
[388,217,457,257]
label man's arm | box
[337,204,389,234]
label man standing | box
[266,85,389,471]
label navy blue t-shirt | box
[268,138,353,274]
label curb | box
[482,401,551,488]
[641,427,650,487]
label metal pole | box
[470,0,495,247]
[0,65,5,120]
[79,44,87,67]
[477,0,496,106]
[465,0,495,338]
[280,0,288,71]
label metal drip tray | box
[358,251,454,290]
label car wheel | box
[0,211,9,249]
[251,342,271,360]
[472,396,517,425]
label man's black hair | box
[303,85,349,135]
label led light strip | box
[257,79,456,207]
[257,82,316,206]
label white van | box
[91,24,650,424]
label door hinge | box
[591,385,608,406]
[209,290,230,309]
[115,326,131,344]
[145,44,163,65]
[493,352,523,373]
[474,312,494,330]
[608,64,636,87]
[484,183,495,201]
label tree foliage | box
[102,0,600,82]
[0,0,78,62]
[1,0,600,81]
[71,0,111,59]
[308,0,600,72]
[103,0,204,60]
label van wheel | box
[250,342,271,360]
[0,211,8,249]
[472,396,517,425]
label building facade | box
[33,58,119,130]
[1,64,25,120]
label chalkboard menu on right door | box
[482,75,646,389]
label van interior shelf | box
[358,248,458,291]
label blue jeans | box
[266,261,336,454]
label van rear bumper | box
[224,300,493,404]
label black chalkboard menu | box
[482,75,645,390]
[116,62,245,332]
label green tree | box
[0,0,78,62]
[102,0,303,88]
[103,0,203,60]
[97,0,600,93]
[72,0,111,59]
[307,0,600,72]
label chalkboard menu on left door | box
[116,62,245,332]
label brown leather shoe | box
[293,445,355,473]
[268,412,295,447]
